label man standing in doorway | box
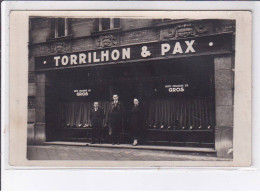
[90,102,104,144]
[130,98,144,146]
[108,94,124,145]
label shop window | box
[144,97,215,130]
[97,18,120,31]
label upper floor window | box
[98,18,120,31]
[52,18,71,38]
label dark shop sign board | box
[35,33,232,71]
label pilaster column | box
[34,73,47,144]
[214,55,234,158]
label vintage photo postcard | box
[7,11,251,168]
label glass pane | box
[114,18,120,28]
[101,18,110,30]
[57,18,65,37]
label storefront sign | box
[73,89,91,96]
[165,84,189,93]
[35,33,232,70]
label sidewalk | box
[27,144,230,161]
[44,141,217,155]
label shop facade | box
[28,18,235,158]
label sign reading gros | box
[165,84,189,93]
[74,89,91,96]
[35,33,232,70]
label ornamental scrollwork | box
[97,34,119,48]
[160,23,210,40]
[48,41,71,54]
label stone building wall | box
[214,55,234,158]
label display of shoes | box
[83,123,90,128]
[133,139,138,146]
[160,125,165,129]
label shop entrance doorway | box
[110,83,137,111]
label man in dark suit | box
[108,94,124,145]
[90,102,104,144]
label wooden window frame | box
[98,18,120,31]
[54,18,69,38]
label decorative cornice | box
[215,25,235,33]
[46,35,73,43]
[96,34,119,48]
[160,23,211,40]
[48,41,72,54]
[91,28,122,37]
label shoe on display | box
[133,139,138,146]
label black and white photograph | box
[2,0,258,190]
[26,16,236,162]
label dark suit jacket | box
[90,107,104,127]
[108,101,125,130]
[108,101,124,114]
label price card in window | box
[73,89,92,96]
[165,84,189,93]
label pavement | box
[27,144,231,161]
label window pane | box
[101,18,110,30]
[114,18,120,28]
[93,18,99,31]
[58,18,65,37]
